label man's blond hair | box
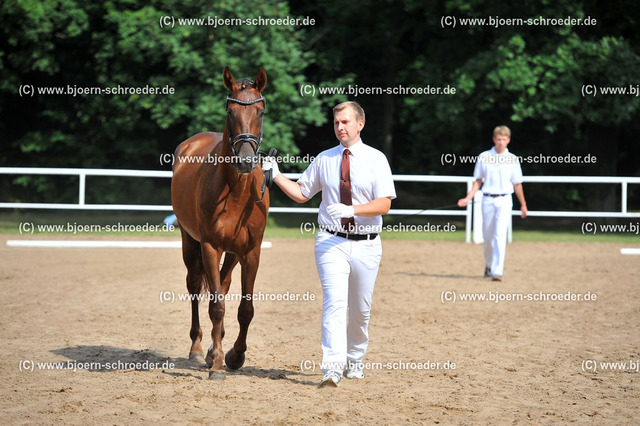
[333,101,365,123]
[493,125,511,138]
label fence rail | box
[1,167,639,243]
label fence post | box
[78,172,86,206]
[465,179,473,243]
[472,192,483,244]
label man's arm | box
[457,178,483,207]
[273,174,309,204]
[514,183,527,218]
[353,197,392,217]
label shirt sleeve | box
[372,152,397,200]
[297,156,323,199]
[473,154,485,180]
[511,160,524,185]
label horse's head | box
[223,66,267,174]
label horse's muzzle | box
[234,155,259,174]
[230,133,261,174]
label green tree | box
[0,0,333,203]
[398,0,640,211]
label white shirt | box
[473,147,524,195]
[298,139,396,234]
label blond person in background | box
[458,125,527,281]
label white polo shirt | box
[473,147,524,195]
[298,139,396,234]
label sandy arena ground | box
[1,234,639,424]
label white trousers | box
[482,195,512,277]
[314,230,382,373]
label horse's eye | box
[227,109,233,117]
[258,110,265,118]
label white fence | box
[1,167,639,243]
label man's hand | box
[457,198,470,208]
[261,156,280,179]
[327,203,355,220]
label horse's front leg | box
[200,242,226,380]
[225,246,260,370]
[219,253,239,341]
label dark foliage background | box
[2,0,639,213]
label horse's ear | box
[223,66,235,91]
[255,67,267,92]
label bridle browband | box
[225,88,266,160]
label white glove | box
[327,203,355,220]
[261,156,280,179]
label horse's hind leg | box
[225,247,259,370]
[181,230,206,365]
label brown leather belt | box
[321,228,378,241]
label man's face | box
[334,108,364,147]
[493,134,510,153]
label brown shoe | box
[492,276,503,282]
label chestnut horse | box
[171,67,269,380]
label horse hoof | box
[209,371,226,381]
[225,349,245,370]
[189,352,206,366]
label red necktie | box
[340,149,356,233]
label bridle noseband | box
[225,91,266,160]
